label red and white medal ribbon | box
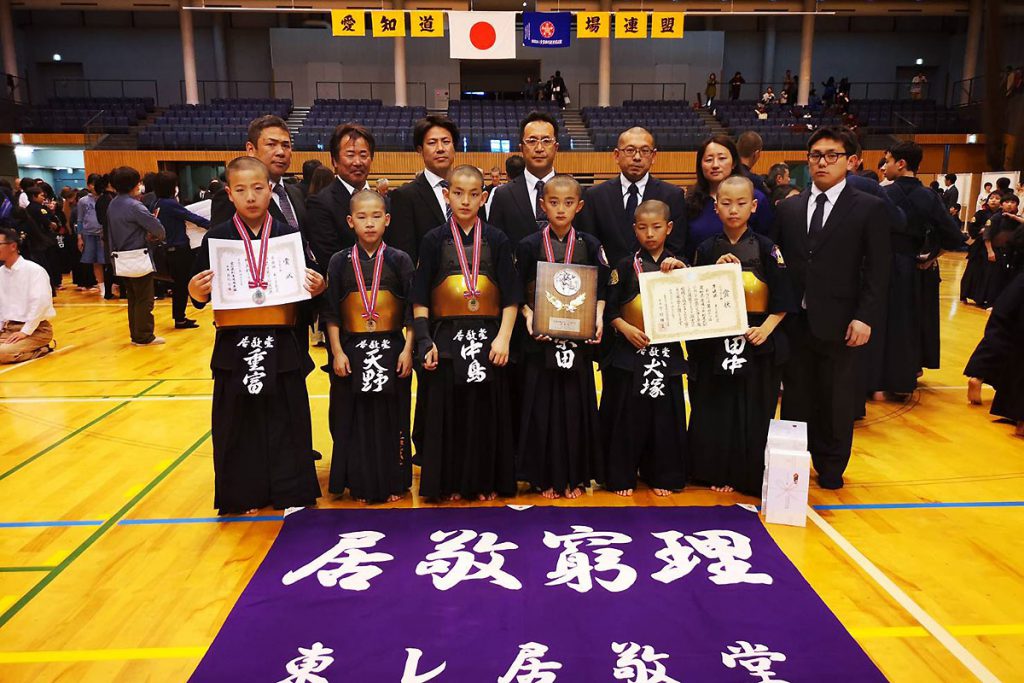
[352,243,387,323]
[449,216,482,300]
[633,250,645,278]
[542,225,576,264]
[232,213,273,289]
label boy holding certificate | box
[516,174,609,499]
[599,200,689,497]
[322,190,415,503]
[688,176,796,495]
[188,157,326,515]
[411,165,521,502]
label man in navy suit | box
[576,126,687,267]
[488,111,560,245]
[774,126,892,489]
[388,115,459,265]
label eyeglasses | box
[522,137,556,148]
[617,146,656,159]
[807,151,848,165]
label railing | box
[52,78,159,104]
[890,111,919,137]
[951,76,983,107]
[180,80,294,105]
[1,72,30,105]
[577,82,687,109]
[83,110,106,148]
[715,80,937,104]
[314,81,428,108]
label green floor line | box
[0,429,211,629]
[0,380,164,482]
[0,566,57,573]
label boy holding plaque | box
[411,165,521,502]
[516,174,609,499]
[322,190,415,503]
[188,157,326,515]
[599,200,689,497]
[688,176,796,495]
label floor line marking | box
[0,429,211,629]
[0,345,77,377]
[807,508,1000,683]
[118,515,284,525]
[0,566,56,573]
[816,501,1024,511]
[0,380,164,482]
[0,646,207,663]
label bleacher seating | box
[582,101,712,151]
[293,99,427,152]
[846,99,975,134]
[137,98,291,150]
[448,101,568,152]
[712,100,827,149]
[18,97,155,134]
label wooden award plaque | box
[533,261,599,340]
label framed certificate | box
[533,261,598,340]
[638,263,749,343]
[208,232,310,310]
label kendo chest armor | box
[340,251,406,333]
[620,258,654,332]
[431,236,501,318]
[708,235,769,314]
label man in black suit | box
[942,173,959,211]
[211,116,307,233]
[387,115,459,264]
[577,126,687,266]
[305,123,375,274]
[488,111,560,245]
[774,126,892,489]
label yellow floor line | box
[0,646,206,664]
[851,624,1024,639]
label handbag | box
[564,94,571,105]
[111,247,155,278]
[149,242,174,282]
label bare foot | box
[652,488,673,497]
[967,377,983,405]
[386,494,403,502]
[710,485,735,493]
[477,492,497,501]
[613,488,634,497]
[564,487,584,499]
[871,391,886,402]
[244,508,260,515]
[444,493,462,502]
[541,488,561,499]
[355,497,367,504]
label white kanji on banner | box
[448,11,517,60]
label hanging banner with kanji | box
[188,506,888,682]
[410,11,444,38]
[615,12,648,39]
[331,9,366,37]
[371,11,406,38]
[577,12,611,39]
[651,12,685,39]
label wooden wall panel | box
[0,133,87,145]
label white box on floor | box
[762,447,811,527]
[766,419,808,454]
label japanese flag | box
[449,11,516,60]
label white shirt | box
[524,168,556,216]
[619,173,649,209]
[336,176,369,196]
[0,256,56,334]
[422,168,449,219]
[807,178,847,233]
[17,193,29,209]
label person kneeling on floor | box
[0,225,56,363]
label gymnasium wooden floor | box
[0,253,1020,682]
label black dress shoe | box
[174,319,199,329]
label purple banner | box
[189,505,887,682]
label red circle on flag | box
[540,21,555,38]
[470,22,497,50]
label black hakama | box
[960,209,993,304]
[919,263,942,369]
[965,273,1024,423]
[867,252,920,394]
[687,230,796,496]
[514,229,609,494]
[598,250,688,492]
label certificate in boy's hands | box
[639,263,748,343]
[208,232,310,310]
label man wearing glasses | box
[488,111,561,245]
[0,227,56,364]
[577,126,687,267]
[774,126,892,490]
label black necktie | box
[440,179,452,222]
[535,180,547,225]
[273,183,298,229]
[809,193,828,239]
[625,183,640,219]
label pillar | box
[0,0,19,101]
[797,0,815,106]
[212,12,229,100]
[393,0,407,106]
[180,6,199,105]
[762,17,776,90]
[961,0,982,105]
[597,0,611,107]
